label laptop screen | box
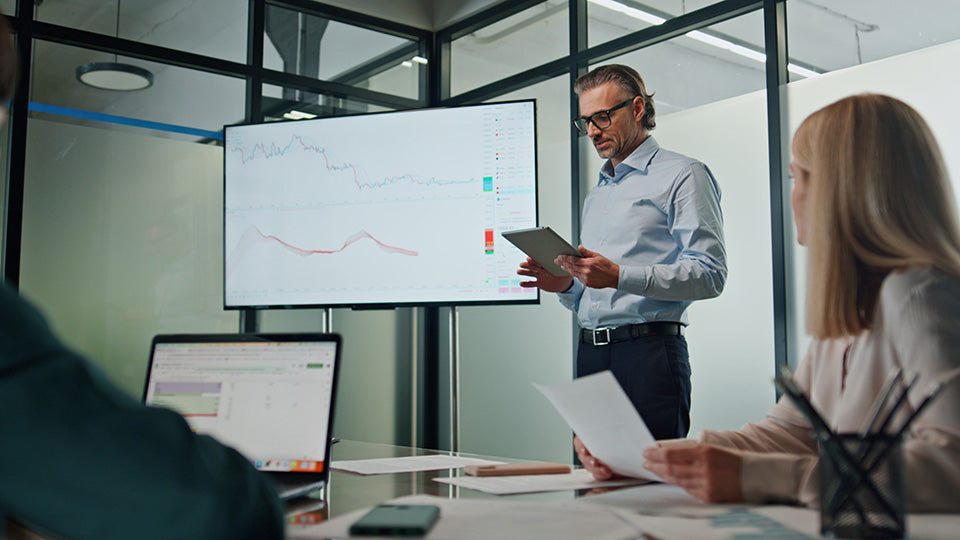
[143,334,339,475]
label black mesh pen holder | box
[818,433,906,539]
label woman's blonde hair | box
[793,93,960,338]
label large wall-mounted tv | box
[223,100,538,309]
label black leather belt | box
[580,322,683,346]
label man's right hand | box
[517,257,574,292]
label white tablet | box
[501,226,581,277]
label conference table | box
[8,440,958,539]
[286,439,960,540]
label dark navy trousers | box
[577,334,691,440]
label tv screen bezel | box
[222,98,540,310]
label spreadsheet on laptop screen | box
[144,341,336,473]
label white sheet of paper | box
[534,371,660,481]
[432,468,647,495]
[331,454,504,475]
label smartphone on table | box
[348,504,440,537]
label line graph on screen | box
[226,132,481,212]
[225,226,418,281]
[223,100,539,307]
[231,134,478,191]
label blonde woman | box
[576,94,960,511]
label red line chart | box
[252,226,418,257]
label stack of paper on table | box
[434,468,647,495]
[332,454,504,475]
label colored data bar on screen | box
[484,229,494,254]
[287,511,324,525]
[483,176,494,191]
[498,279,524,293]
[253,459,324,472]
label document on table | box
[433,468,648,495]
[331,454,504,475]
[534,371,661,481]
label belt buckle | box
[593,328,612,346]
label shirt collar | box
[599,135,659,184]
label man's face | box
[578,82,646,166]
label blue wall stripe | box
[28,101,224,141]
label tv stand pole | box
[321,308,332,333]
[449,307,460,453]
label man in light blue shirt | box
[519,65,726,439]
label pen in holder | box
[818,432,906,539]
[776,365,960,539]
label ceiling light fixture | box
[76,62,153,91]
[590,0,820,79]
[75,0,154,91]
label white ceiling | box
[315,0,505,30]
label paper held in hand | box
[534,371,662,482]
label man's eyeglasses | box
[572,97,636,135]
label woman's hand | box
[642,443,745,503]
[573,436,616,480]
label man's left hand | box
[556,246,619,289]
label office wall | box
[783,37,960,368]
[19,119,237,394]
[656,95,777,433]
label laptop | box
[142,333,341,500]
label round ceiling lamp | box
[76,62,154,91]
[74,0,153,91]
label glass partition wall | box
[6,0,956,458]
[4,1,429,449]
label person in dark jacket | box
[0,16,284,540]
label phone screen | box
[348,504,440,537]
